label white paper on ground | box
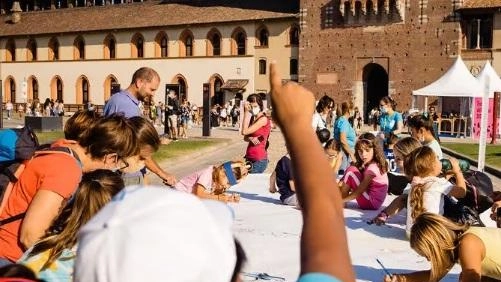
[231,174,495,282]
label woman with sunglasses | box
[0,114,138,265]
[312,95,334,131]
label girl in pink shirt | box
[174,161,248,203]
[339,133,389,210]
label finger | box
[269,61,282,91]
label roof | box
[412,56,484,97]
[0,0,297,37]
[459,0,501,9]
[221,79,249,90]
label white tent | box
[476,61,501,97]
[412,56,483,97]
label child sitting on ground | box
[324,138,343,179]
[338,132,389,210]
[404,146,466,237]
[174,161,248,203]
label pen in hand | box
[376,258,393,279]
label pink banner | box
[472,97,501,139]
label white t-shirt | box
[405,176,453,237]
[425,139,443,160]
[311,112,327,130]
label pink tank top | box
[245,117,271,161]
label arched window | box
[26,39,37,61]
[177,76,187,100]
[206,29,221,56]
[289,25,300,45]
[28,76,39,101]
[5,39,16,62]
[48,37,59,61]
[104,34,116,59]
[259,59,267,75]
[257,26,269,47]
[82,78,89,104]
[51,76,64,101]
[4,77,16,103]
[231,28,247,55]
[131,33,144,58]
[179,30,194,57]
[74,36,85,60]
[290,59,298,75]
[155,32,168,57]
[104,75,119,101]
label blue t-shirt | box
[275,155,294,202]
[379,112,403,134]
[333,116,356,149]
[298,273,341,282]
[103,90,141,118]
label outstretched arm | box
[144,157,176,186]
[269,62,355,281]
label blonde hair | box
[393,137,422,159]
[404,146,438,220]
[212,160,248,195]
[410,213,468,282]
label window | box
[259,59,267,75]
[160,37,168,57]
[155,32,168,57]
[9,78,16,102]
[290,26,300,45]
[131,33,144,58]
[207,29,221,56]
[290,59,298,75]
[464,15,493,49]
[74,36,85,60]
[48,37,59,61]
[32,78,39,100]
[5,39,16,62]
[179,30,194,57]
[257,26,269,47]
[26,39,37,61]
[231,28,247,55]
[57,78,63,102]
[82,78,89,104]
[104,35,116,59]
[185,37,193,57]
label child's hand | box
[269,62,314,130]
[449,157,461,174]
[383,274,398,282]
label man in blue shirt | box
[104,67,176,186]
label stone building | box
[299,0,501,120]
[0,0,299,108]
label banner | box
[472,97,501,139]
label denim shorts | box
[248,158,268,174]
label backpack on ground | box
[443,169,494,226]
[0,127,78,226]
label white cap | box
[74,185,236,282]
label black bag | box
[444,196,484,226]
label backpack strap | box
[0,147,81,227]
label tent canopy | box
[476,61,501,98]
[412,56,484,97]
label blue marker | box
[376,258,393,279]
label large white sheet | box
[231,174,495,282]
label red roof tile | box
[0,1,297,37]
[460,0,501,9]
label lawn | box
[35,131,225,163]
[441,143,501,169]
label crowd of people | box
[0,64,500,282]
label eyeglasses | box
[380,104,386,107]
[116,155,129,170]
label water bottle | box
[440,159,470,172]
